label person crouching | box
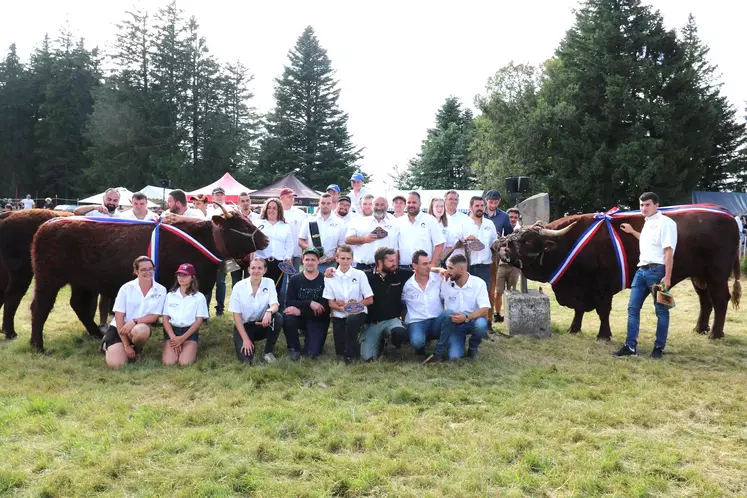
[228,257,284,364]
[162,263,209,366]
[102,256,167,368]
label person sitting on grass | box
[228,257,284,364]
[283,247,331,360]
[323,245,374,364]
[162,263,209,366]
[101,256,167,369]
[424,254,490,362]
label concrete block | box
[517,193,551,225]
[505,289,551,338]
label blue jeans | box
[469,264,492,288]
[279,256,301,308]
[626,265,669,350]
[206,267,242,313]
[360,318,407,360]
[433,310,488,359]
[407,318,441,351]
[283,313,331,358]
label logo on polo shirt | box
[262,288,268,293]
[420,222,426,228]
[258,224,265,230]
[352,278,357,283]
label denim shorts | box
[163,325,199,343]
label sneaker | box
[216,309,224,316]
[496,314,505,323]
[614,345,637,357]
[343,356,354,365]
[650,347,664,359]
[262,353,278,364]
[289,350,301,362]
[493,312,499,322]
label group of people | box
[3,194,55,211]
[96,173,527,368]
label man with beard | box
[359,246,411,361]
[484,190,513,237]
[494,207,522,323]
[122,192,158,221]
[464,196,497,287]
[335,196,353,231]
[424,254,490,362]
[299,193,346,272]
[397,192,445,270]
[74,188,123,218]
[345,195,399,271]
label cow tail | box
[731,253,741,310]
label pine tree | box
[403,96,476,189]
[259,26,361,189]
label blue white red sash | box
[46,216,222,279]
[547,203,732,292]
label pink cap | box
[175,263,196,276]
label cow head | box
[495,221,577,280]
[210,203,269,260]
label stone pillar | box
[505,289,551,338]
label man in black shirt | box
[283,248,331,360]
[360,246,412,360]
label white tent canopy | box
[78,187,159,208]
[137,185,173,202]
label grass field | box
[1,280,746,497]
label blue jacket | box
[486,209,514,237]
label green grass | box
[1,281,746,497]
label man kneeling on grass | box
[424,254,490,362]
[102,256,167,369]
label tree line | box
[0,2,359,200]
[397,0,746,217]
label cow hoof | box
[595,336,612,342]
[708,334,724,340]
[568,329,581,335]
[88,328,104,340]
[4,331,18,340]
[30,343,45,354]
[693,326,710,335]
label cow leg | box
[568,310,584,334]
[97,295,112,328]
[595,295,613,341]
[70,286,104,339]
[2,271,33,340]
[692,278,712,335]
[30,284,64,352]
[707,280,730,340]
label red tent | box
[186,173,254,203]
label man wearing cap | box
[43,197,54,209]
[279,187,306,305]
[484,190,513,237]
[348,172,368,214]
[334,195,353,231]
[205,186,230,218]
[326,184,341,204]
[345,195,399,271]
[397,192,445,270]
[392,195,406,218]
[299,193,346,272]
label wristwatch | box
[464,316,470,324]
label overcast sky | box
[2,0,745,190]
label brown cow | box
[29,206,269,351]
[0,209,77,339]
[498,206,741,340]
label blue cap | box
[350,172,364,182]
[326,184,340,193]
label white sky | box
[2,0,745,190]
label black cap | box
[338,195,351,204]
[484,190,501,200]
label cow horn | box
[214,202,233,218]
[539,221,577,238]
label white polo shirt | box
[228,277,278,323]
[254,219,293,260]
[638,211,677,266]
[465,218,498,265]
[397,212,446,265]
[299,214,347,260]
[348,187,368,214]
[121,209,159,222]
[403,273,444,324]
[345,215,400,265]
[323,267,374,318]
[283,206,307,259]
[440,275,490,315]
[87,209,124,219]
[111,278,167,327]
[163,290,209,327]
[183,207,205,219]
[21,199,34,209]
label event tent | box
[138,185,173,202]
[186,173,253,203]
[78,187,159,208]
[692,191,747,215]
[379,189,485,213]
[249,172,321,205]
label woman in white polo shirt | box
[228,258,284,364]
[254,198,294,293]
[162,263,209,366]
[102,256,167,369]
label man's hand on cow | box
[310,301,325,315]
[284,306,301,316]
[451,312,467,324]
[161,212,179,224]
[95,205,109,214]
[620,223,634,234]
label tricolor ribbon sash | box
[547,203,733,292]
[46,216,222,280]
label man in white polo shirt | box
[121,192,158,221]
[397,191,445,269]
[74,188,123,218]
[299,193,346,272]
[403,250,445,357]
[464,195,498,287]
[616,192,678,359]
[425,253,491,362]
[279,187,306,306]
[345,195,399,271]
